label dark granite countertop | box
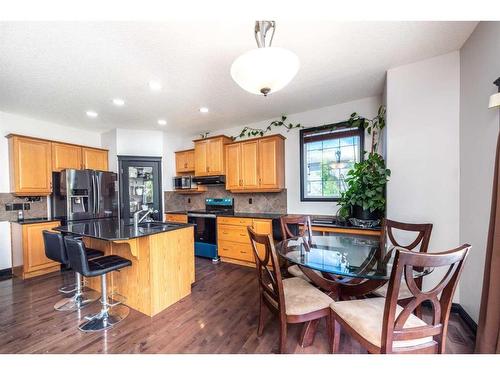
[309,215,381,231]
[164,211,380,230]
[165,210,283,220]
[218,212,284,220]
[13,217,60,225]
[54,218,194,241]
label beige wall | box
[459,22,500,322]
[386,51,461,300]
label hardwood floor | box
[0,258,475,354]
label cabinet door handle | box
[239,233,247,237]
[207,166,210,172]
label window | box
[300,122,364,201]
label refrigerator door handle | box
[92,173,98,215]
[96,173,101,215]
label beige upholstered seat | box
[266,277,333,316]
[330,297,433,348]
[287,264,322,282]
[373,281,414,299]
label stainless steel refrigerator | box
[51,169,119,223]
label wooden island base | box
[82,226,194,317]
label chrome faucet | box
[133,207,156,230]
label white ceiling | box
[0,21,477,135]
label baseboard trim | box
[0,267,13,279]
[422,300,477,334]
[451,303,478,334]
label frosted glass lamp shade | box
[230,47,300,96]
[489,92,500,108]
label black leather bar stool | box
[64,237,132,332]
[42,230,103,311]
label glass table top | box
[277,234,431,281]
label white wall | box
[101,129,118,173]
[0,111,102,269]
[459,22,500,322]
[386,52,461,298]
[163,132,195,191]
[0,111,102,192]
[167,96,382,215]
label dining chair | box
[373,219,433,306]
[279,215,315,281]
[247,226,334,353]
[330,244,470,354]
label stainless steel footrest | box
[54,289,100,311]
[107,292,126,307]
[58,283,77,294]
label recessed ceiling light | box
[112,98,125,106]
[157,119,167,126]
[86,110,98,118]
[199,107,209,113]
[149,81,162,91]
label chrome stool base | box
[79,305,129,332]
[54,289,100,311]
[79,273,128,332]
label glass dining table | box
[277,233,431,300]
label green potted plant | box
[338,106,391,221]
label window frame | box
[299,121,365,202]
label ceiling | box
[0,21,477,135]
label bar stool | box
[42,230,103,311]
[64,237,132,332]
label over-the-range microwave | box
[173,175,196,189]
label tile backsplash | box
[0,194,48,222]
[164,186,287,214]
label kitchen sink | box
[138,222,168,229]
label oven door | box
[188,214,218,259]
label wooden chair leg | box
[279,319,288,354]
[326,312,333,354]
[332,319,341,353]
[257,296,266,336]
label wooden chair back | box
[247,226,286,318]
[280,215,312,241]
[381,244,470,353]
[380,219,433,254]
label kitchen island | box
[55,218,195,317]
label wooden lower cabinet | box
[11,221,61,279]
[217,216,273,266]
[165,213,188,223]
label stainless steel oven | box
[173,175,194,189]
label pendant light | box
[231,21,300,96]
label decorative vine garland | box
[198,106,386,146]
[230,115,302,141]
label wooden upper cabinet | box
[225,143,242,190]
[241,140,259,189]
[194,140,208,176]
[258,136,284,189]
[175,149,195,174]
[82,147,108,171]
[224,134,285,192]
[194,135,232,176]
[8,135,52,195]
[51,142,82,171]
